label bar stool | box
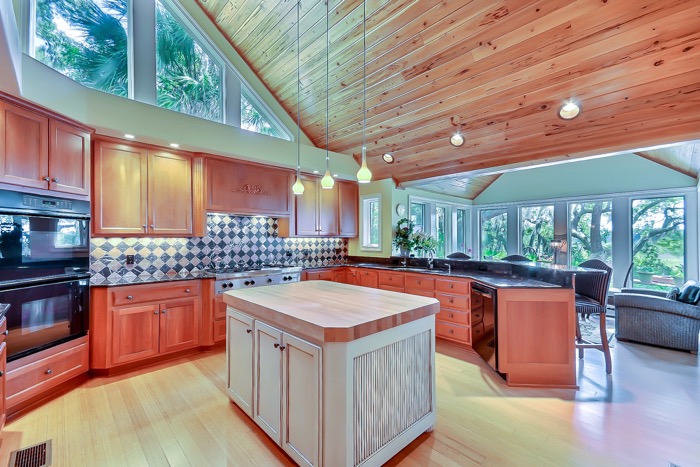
[575,259,613,374]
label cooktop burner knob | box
[244,280,250,286]
[250,280,256,285]
[267,278,273,283]
[221,283,228,289]
[228,282,233,288]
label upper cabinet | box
[93,139,193,236]
[338,181,358,238]
[204,157,293,217]
[0,97,91,196]
[290,177,358,238]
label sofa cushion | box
[677,283,700,305]
[666,287,681,300]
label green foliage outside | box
[241,94,283,137]
[520,205,554,262]
[569,201,612,266]
[435,206,446,258]
[35,0,129,97]
[480,209,507,259]
[368,200,379,246]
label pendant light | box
[356,0,372,183]
[292,0,305,195]
[320,0,335,190]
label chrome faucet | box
[427,252,434,269]
[446,263,452,274]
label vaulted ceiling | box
[195,0,700,198]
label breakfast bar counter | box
[223,281,440,467]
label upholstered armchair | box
[614,284,700,353]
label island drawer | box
[436,293,469,311]
[436,279,469,295]
[404,275,434,291]
[438,309,469,325]
[436,321,470,344]
[112,281,201,306]
[378,271,405,288]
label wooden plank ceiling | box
[195,0,700,198]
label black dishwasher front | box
[471,282,500,374]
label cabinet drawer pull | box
[154,310,159,315]
[142,225,147,230]
[43,176,50,182]
[127,295,134,300]
[0,370,4,377]
[449,299,454,303]
[45,369,52,375]
[150,224,155,229]
[161,309,167,314]
[448,329,454,334]
[449,313,454,318]
[51,178,59,183]
[449,284,454,288]
[246,329,252,334]
[185,288,191,293]
[417,280,421,285]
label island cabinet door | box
[254,321,284,445]
[227,309,255,416]
[282,333,321,467]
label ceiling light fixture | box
[449,133,464,147]
[124,134,135,139]
[558,101,581,120]
[320,0,335,190]
[382,153,394,163]
[292,0,305,196]
[356,0,372,184]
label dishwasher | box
[471,282,500,374]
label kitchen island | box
[223,280,440,467]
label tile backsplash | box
[90,214,348,284]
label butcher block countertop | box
[223,281,439,344]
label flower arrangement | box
[393,218,415,253]
[412,231,438,256]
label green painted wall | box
[475,154,697,205]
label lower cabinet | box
[90,281,201,369]
[228,309,321,467]
[0,316,6,430]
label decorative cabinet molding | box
[0,95,92,197]
[204,156,293,217]
[92,138,193,236]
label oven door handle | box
[472,284,495,299]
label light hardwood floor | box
[1,339,698,467]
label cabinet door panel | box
[338,181,358,237]
[254,321,283,444]
[282,333,321,467]
[148,151,193,235]
[111,304,159,365]
[159,299,199,354]
[358,269,378,288]
[93,141,148,235]
[49,120,90,196]
[227,309,254,416]
[295,177,318,236]
[0,101,49,189]
[0,342,6,430]
[318,182,338,236]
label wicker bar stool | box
[575,259,613,374]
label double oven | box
[0,189,90,362]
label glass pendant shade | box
[357,146,372,183]
[321,170,334,189]
[292,175,305,194]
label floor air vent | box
[8,440,52,467]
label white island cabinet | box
[224,281,439,467]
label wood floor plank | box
[1,340,699,466]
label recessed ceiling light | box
[558,101,581,120]
[333,174,338,177]
[450,133,465,147]
[382,153,394,163]
[313,170,319,174]
[124,134,135,139]
[170,143,180,148]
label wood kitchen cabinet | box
[0,316,6,431]
[227,309,254,416]
[204,157,293,217]
[90,281,201,370]
[92,139,193,236]
[0,97,91,196]
[337,181,358,237]
[293,175,338,236]
[304,269,334,281]
[357,268,379,288]
[201,279,227,346]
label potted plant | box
[636,268,654,283]
[393,218,415,256]
[671,265,685,287]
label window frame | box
[407,195,470,258]
[518,203,555,262]
[361,194,382,252]
[478,207,508,260]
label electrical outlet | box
[126,255,135,265]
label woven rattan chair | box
[614,282,700,353]
[501,254,530,262]
[575,259,613,374]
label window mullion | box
[131,0,157,104]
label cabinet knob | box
[449,313,454,318]
[449,284,454,288]
[143,225,147,230]
[154,310,159,315]
[127,295,133,300]
[274,343,280,348]
[2,329,8,336]
[417,280,421,285]
[161,309,167,314]
[45,369,52,375]
[449,299,454,303]
[185,288,191,293]
[51,178,59,183]
[279,345,286,351]
[246,329,252,334]
[0,370,3,377]
[150,224,155,229]
[42,176,50,182]
[448,329,454,334]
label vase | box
[400,247,410,257]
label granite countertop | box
[90,270,210,287]
[329,262,561,289]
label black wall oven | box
[0,189,90,362]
